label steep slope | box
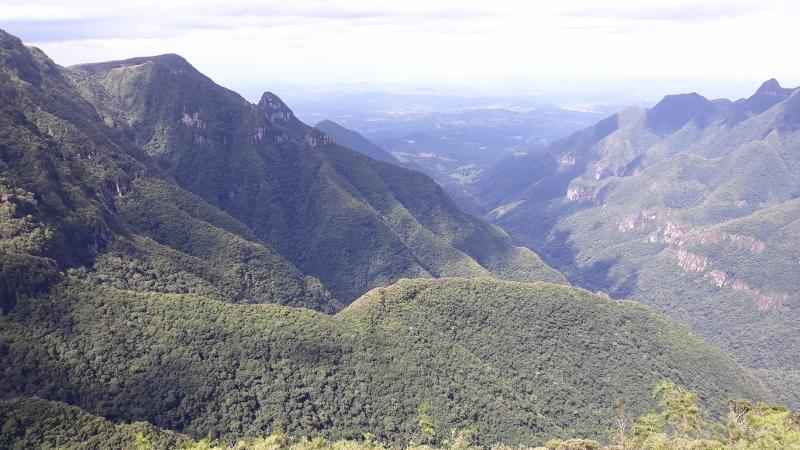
[484,80,800,404]
[0,29,332,312]
[0,277,764,446]
[67,54,564,302]
[315,119,487,217]
[315,119,400,164]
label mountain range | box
[0,27,791,448]
[479,78,800,407]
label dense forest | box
[3,381,798,449]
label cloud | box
[219,3,493,20]
[1,18,176,42]
[3,0,799,94]
[563,0,770,22]
[1,1,495,42]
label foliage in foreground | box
[179,380,800,450]
[3,381,799,450]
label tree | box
[653,380,703,438]
[417,401,437,444]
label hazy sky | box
[3,0,798,102]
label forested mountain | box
[0,30,334,312]
[482,79,800,405]
[0,277,765,445]
[63,50,563,303]
[0,28,776,448]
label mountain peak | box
[258,91,296,124]
[144,53,192,69]
[0,28,23,47]
[0,28,59,86]
[646,92,715,134]
[742,78,794,115]
[316,119,340,129]
[71,53,196,75]
[656,92,708,105]
[755,78,783,94]
[258,91,289,108]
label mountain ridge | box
[314,119,401,165]
[480,78,800,406]
[65,49,566,303]
[1,27,566,311]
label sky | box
[3,0,799,104]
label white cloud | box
[2,0,798,98]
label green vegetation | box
[0,28,791,450]
[0,277,764,445]
[3,381,798,449]
[0,398,190,450]
[0,29,331,311]
[0,27,560,316]
[67,49,564,303]
[0,182,58,311]
[482,82,800,405]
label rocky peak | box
[0,28,57,86]
[755,78,784,95]
[744,78,793,114]
[0,28,23,48]
[258,91,295,124]
[258,91,291,111]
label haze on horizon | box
[3,0,799,105]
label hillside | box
[314,119,489,216]
[0,398,191,450]
[0,277,765,446]
[482,80,800,404]
[315,119,401,165]
[65,51,564,303]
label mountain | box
[482,80,800,405]
[314,119,400,165]
[65,52,564,303]
[0,29,770,447]
[0,30,335,312]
